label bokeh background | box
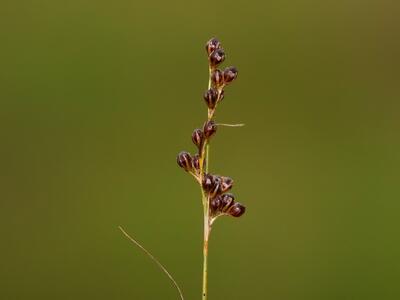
[1,0,400,299]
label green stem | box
[202,65,213,300]
[205,144,209,173]
[202,143,210,300]
[202,192,210,300]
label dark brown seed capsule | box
[203,88,219,109]
[177,151,192,172]
[192,154,200,171]
[203,120,217,139]
[211,69,224,87]
[192,129,204,148]
[223,66,238,84]
[210,176,222,197]
[209,48,225,66]
[220,193,235,212]
[202,173,214,192]
[228,202,246,217]
[210,195,222,211]
[220,176,234,193]
[205,38,221,56]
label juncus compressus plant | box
[120,38,246,300]
[177,37,245,300]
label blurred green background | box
[1,0,400,299]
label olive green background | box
[1,0,399,299]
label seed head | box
[178,38,247,229]
[223,66,238,84]
[209,48,225,67]
[228,202,246,217]
[205,38,221,56]
[177,151,192,172]
[203,88,219,109]
[203,120,217,139]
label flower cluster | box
[203,38,238,119]
[177,38,246,221]
[203,175,245,218]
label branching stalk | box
[120,37,246,300]
[176,37,246,300]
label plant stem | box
[205,144,210,173]
[202,193,210,300]
[202,65,213,300]
[202,143,211,300]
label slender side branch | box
[217,123,245,127]
[118,226,185,300]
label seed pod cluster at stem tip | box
[203,38,238,111]
[177,37,247,223]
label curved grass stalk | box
[118,226,185,300]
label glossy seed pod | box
[191,129,204,148]
[203,88,219,109]
[192,154,200,171]
[220,193,235,212]
[223,66,238,84]
[211,69,224,87]
[209,48,225,66]
[177,151,192,172]
[202,173,214,192]
[219,176,234,193]
[210,176,222,198]
[203,120,217,139]
[228,202,246,217]
[205,38,221,56]
[210,195,222,212]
